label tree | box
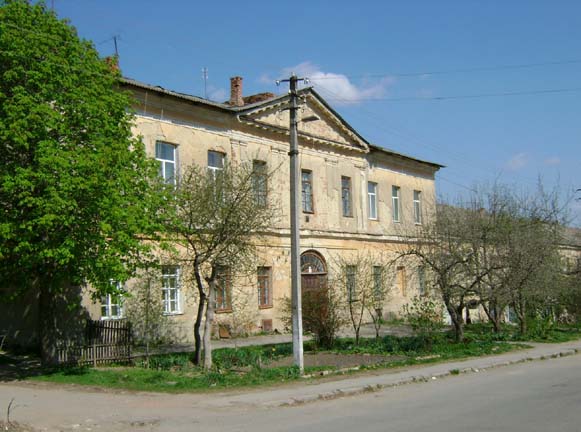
[123,266,170,367]
[162,161,276,369]
[404,203,491,342]
[329,252,394,344]
[0,1,160,362]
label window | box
[257,266,272,308]
[418,266,427,296]
[392,185,401,222]
[396,266,407,296]
[302,170,314,213]
[156,141,177,184]
[341,176,352,217]
[373,266,384,304]
[215,266,232,312]
[252,160,268,207]
[346,265,357,302]
[413,190,422,224]
[208,150,224,177]
[368,182,378,220]
[161,266,181,314]
[101,281,124,320]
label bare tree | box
[161,161,277,369]
[329,251,394,345]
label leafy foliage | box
[0,1,160,295]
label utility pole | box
[278,74,307,373]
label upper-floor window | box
[101,281,124,320]
[208,150,225,177]
[341,176,352,217]
[302,170,314,213]
[215,265,232,312]
[392,185,401,222]
[257,266,272,308]
[156,141,177,184]
[413,190,422,224]
[368,182,378,220]
[252,160,268,207]
[161,266,181,314]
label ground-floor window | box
[215,266,232,312]
[101,281,123,320]
[161,266,181,314]
[258,266,272,308]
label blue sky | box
[54,0,581,224]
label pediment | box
[237,90,369,153]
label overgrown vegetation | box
[29,331,531,392]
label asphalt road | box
[1,353,581,431]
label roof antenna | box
[113,35,120,59]
[202,67,208,99]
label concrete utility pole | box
[278,74,307,373]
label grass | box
[463,323,581,343]
[28,333,528,393]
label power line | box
[322,86,581,103]
[312,82,547,189]
[311,59,581,81]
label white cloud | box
[544,156,561,166]
[506,152,528,171]
[277,62,394,105]
[207,86,226,102]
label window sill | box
[100,316,124,321]
[216,309,233,314]
[368,218,379,221]
[302,210,315,215]
[163,311,184,316]
[259,304,273,310]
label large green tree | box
[0,1,159,361]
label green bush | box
[402,296,444,351]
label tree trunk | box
[193,261,206,366]
[203,279,216,370]
[444,300,464,343]
[39,282,58,366]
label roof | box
[561,226,581,248]
[120,76,444,169]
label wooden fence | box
[57,319,132,366]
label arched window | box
[300,251,327,291]
[300,250,327,275]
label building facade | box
[84,76,443,342]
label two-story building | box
[89,76,443,342]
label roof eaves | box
[120,77,233,112]
[368,143,445,169]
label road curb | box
[274,347,580,407]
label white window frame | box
[161,266,181,315]
[392,185,401,223]
[155,141,177,185]
[368,181,378,220]
[208,150,225,177]
[413,190,422,224]
[101,281,124,320]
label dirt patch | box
[268,352,405,369]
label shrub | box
[402,296,444,351]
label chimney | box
[230,76,244,107]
